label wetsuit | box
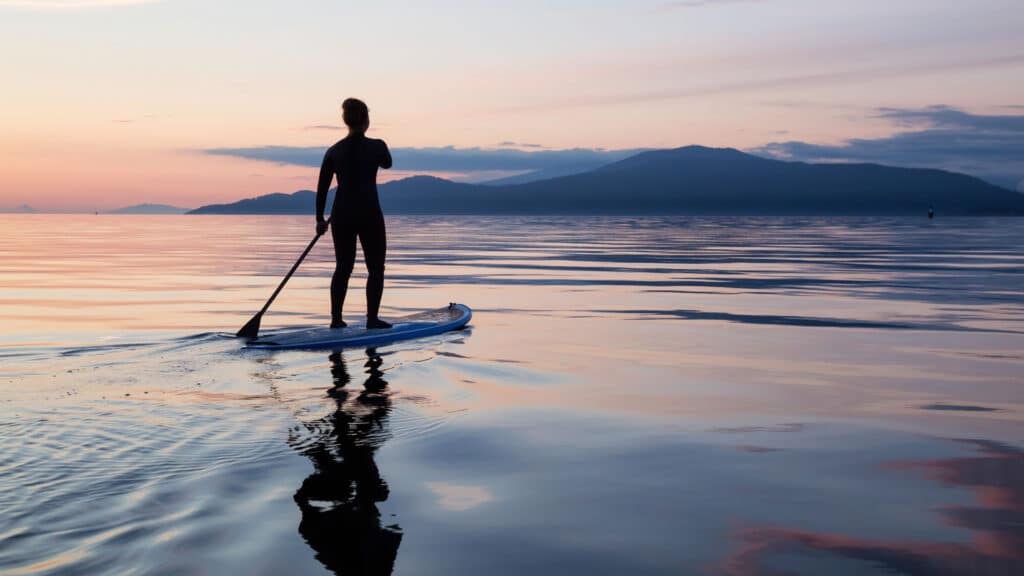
[316,135,392,325]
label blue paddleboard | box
[247,303,471,350]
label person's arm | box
[379,140,393,169]
[315,149,333,234]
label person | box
[316,98,393,329]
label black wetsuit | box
[316,135,392,324]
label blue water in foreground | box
[1,215,1022,575]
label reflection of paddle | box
[236,217,331,339]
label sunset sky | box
[2,0,1022,211]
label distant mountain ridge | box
[479,161,625,186]
[191,191,323,215]
[107,203,188,214]
[188,146,1024,216]
[1,204,38,214]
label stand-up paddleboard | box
[246,303,471,350]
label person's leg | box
[331,219,358,328]
[360,212,390,328]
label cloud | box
[425,482,494,512]
[301,124,344,131]
[714,423,804,434]
[202,145,645,178]
[497,141,545,149]
[718,440,1024,575]
[0,0,158,8]
[112,113,159,125]
[492,53,1024,113]
[752,105,1024,190]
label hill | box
[107,203,188,214]
[191,190,327,214]
[1,204,38,214]
[188,147,1024,216]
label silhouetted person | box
[316,98,393,329]
[928,205,935,219]
[290,349,402,575]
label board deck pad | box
[246,303,471,350]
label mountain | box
[191,190,327,214]
[479,162,620,186]
[194,190,314,214]
[107,203,188,214]
[2,204,38,214]
[188,147,1024,216]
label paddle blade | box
[236,313,262,339]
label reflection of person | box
[291,349,402,575]
[315,98,393,330]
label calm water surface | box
[1,215,1022,575]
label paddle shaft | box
[237,217,331,337]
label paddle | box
[236,217,332,339]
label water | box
[1,214,1022,575]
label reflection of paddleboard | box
[247,303,471,350]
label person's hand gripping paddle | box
[236,217,332,339]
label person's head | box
[341,98,370,134]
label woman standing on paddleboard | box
[315,98,393,329]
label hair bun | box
[341,98,369,129]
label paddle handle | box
[255,216,332,317]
